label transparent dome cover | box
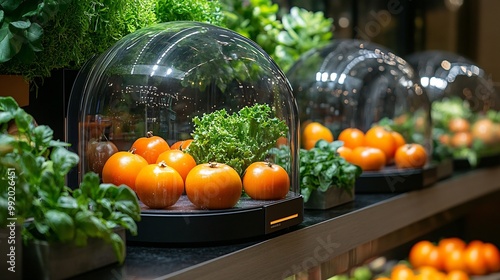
[71,21,300,203]
[287,39,432,154]
[406,50,498,112]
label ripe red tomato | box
[102,151,148,191]
[131,131,170,164]
[242,162,290,200]
[185,162,242,209]
[135,162,184,209]
[156,149,197,182]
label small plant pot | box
[22,227,125,280]
[304,187,355,210]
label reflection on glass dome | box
[72,21,299,193]
[287,39,432,152]
[406,50,497,112]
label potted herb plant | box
[0,96,141,279]
[272,140,362,209]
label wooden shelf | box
[159,166,500,280]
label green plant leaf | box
[10,20,31,30]
[50,147,79,176]
[45,210,75,242]
[0,0,22,12]
[110,232,125,264]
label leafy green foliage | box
[186,103,288,175]
[0,96,140,264]
[0,0,72,63]
[274,7,333,73]
[297,140,361,202]
[156,0,223,25]
[0,0,222,80]
[221,0,333,72]
[431,97,472,129]
[221,0,282,56]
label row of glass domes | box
[70,21,497,179]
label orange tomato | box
[391,264,415,280]
[350,146,386,171]
[394,144,428,169]
[439,134,451,146]
[364,126,397,161]
[410,240,441,270]
[337,146,353,162]
[156,149,197,182]
[102,151,149,191]
[438,238,467,259]
[482,243,500,273]
[338,128,365,149]
[170,139,194,150]
[302,122,334,150]
[416,266,446,280]
[242,162,290,200]
[449,118,470,133]
[276,136,288,147]
[464,241,488,275]
[391,131,406,150]
[443,248,467,273]
[131,131,170,164]
[135,162,184,209]
[185,162,242,209]
[445,270,469,280]
[450,132,473,148]
[471,118,497,146]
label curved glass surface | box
[287,39,432,154]
[71,21,300,198]
[406,50,497,112]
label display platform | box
[127,193,304,244]
[355,164,438,193]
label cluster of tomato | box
[378,238,500,280]
[439,117,500,149]
[302,122,428,171]
[98,132,290,210]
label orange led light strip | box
[270,213,299,225]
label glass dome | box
[67,21,303,242]
[287,39,432,156]
[406,51,500,164]
[406,50,498,111]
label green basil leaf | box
[45,210,75,242]
[32,125,53,148]
[79,172,100,198]
[50,147,79,176]
[57,196,78,211]
[110,232,125,264]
